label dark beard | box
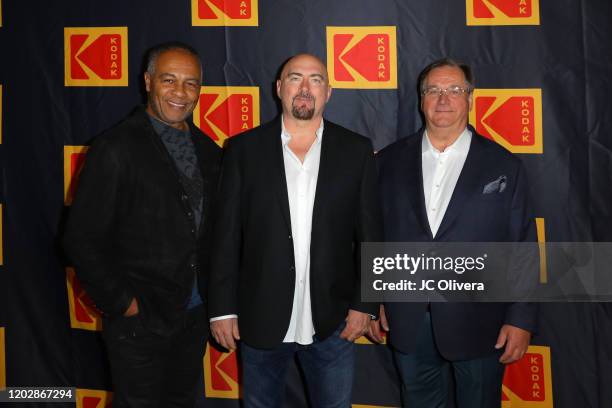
[291,92,316,120]
[291,104,315,120]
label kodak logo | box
[470,88,543,154]
[76,389,113,408]
[193,87,260,147]
[502,345,553,407]
[326,26,397,89]
[64,146,89,205]
[192,0,258,26]
[466,0,540,25]
[64,27,128,87]
[66,267,102,331]
[204,342,241,399]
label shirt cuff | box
[210,314,238,322]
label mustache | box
[293,92,314,102]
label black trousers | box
[103,306,208,408]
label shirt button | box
[431,208,436,212]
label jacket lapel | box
[266,118,293,232]
[434,129,486,239]
[140,110,187,200]
[403,131,433,240]
[138,108,205,237]
[311,120,335,228]
[190,126,215,235]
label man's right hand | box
[123,298,139,317]
[368,304,389,344]
[211,318,240,351]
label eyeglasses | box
[422,85,471,98]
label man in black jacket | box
[209,54,382,408]
[63,42,221,407]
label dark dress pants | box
[393,312,506,408]
[103,305,208,408]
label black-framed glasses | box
[422,85,471,98]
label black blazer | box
[377,126,538,361]
[63,107,221,335]
[208,117,382,349]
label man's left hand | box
[495,324,531,364]
[340,309,370,342]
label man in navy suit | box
[372,58,538,407]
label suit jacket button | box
[288,235,292,240]
[290,266,295,271]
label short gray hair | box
[418,58,474,94]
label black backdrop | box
[1,1,612,407]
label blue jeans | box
[393,312,505,408]
[241,324,354,408]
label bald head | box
[276,54,332,122]
[279,54,329,82]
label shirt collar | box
[146,112,191,138]
[281,116,324,147]
[422,127,471,155]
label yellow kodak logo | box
[191,0,258,26]
[204,342,241,398]
[193,86,260,147]
[64,146,89,205]
[76,388,113,408]
[64,27,128,87]
[326,26,397,89]
[66,268,102,331]
[470,88,543,154]
[466,0,540,26]
[502,345,553,407]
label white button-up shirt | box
[422,128,472,237]
[281,118,324,344]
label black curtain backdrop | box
[1,1,612,407]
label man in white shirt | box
[374,58,537,407]
[208,54,382,408]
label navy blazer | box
[208,117,383,349]
[377,126,538,360]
